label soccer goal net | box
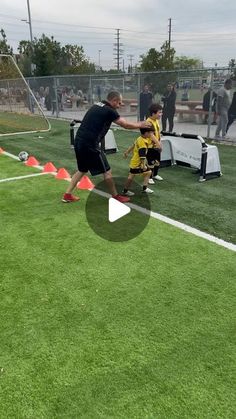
[0,54,50,136]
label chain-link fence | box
[0,54,50,135]
[25,67,235,139]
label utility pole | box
[168,17,172,49]
[26,0,33,43]
[21,0,34,74]
[21,0,33,44]
[113,29,123,71]
[98,49,101,67]
[127,54,134,73]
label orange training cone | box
[25,156,39,166]
[43,162,57,173]
[55,168,71,180]
[77,175,95,190]
[0,147,4,154]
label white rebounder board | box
[71,123,118,153]
[161,134,221,181]
[104,129,118,153]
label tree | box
[139,42,176,95]
[17,36,96,76]
[140,42,175,72]
[31,34,64,76]
[158,41,176,70]
[174,56,202,70]
[62,44,96,74]
[18,40,33,77]
[0,29,19,80]
[229,59,236,80]
[0,29,13,55]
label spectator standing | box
[161,83,177,132]
[44,87,52,111]
[215,79,232,140]
[226,91,236,133]
[139,85,153,121]
[202,87,217,124]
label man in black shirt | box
[62,91,150,203]
[161,83,176,132]
[139,85,153,121]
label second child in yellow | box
[123,127,155,196]
[146,103,163,182]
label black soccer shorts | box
[75,144,110,176]
[146,148,161,166]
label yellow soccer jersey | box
[146,117,161,142]
[130,136,149,169]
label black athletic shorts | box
[146,148,161,166]
[129,167,151,174]
[74,143,110,176]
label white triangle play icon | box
[108,198,131,223]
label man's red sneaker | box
[62,193,80,203]
[112,194,130,203]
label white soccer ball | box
[18,151,29,161]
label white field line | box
[1,151,236,252]
[93,188,236,253]
[1,151,56,182]
[0,172,53,183]
[3,151,44,170]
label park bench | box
[175,108,208,123]
[129,102,138,111]
[118,99,138,112]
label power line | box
[1,13,236,39]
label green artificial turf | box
[0,118,235,243]
[0,154,39,179]
[109,130,236,244]
[0,111,50,134]
[0,162,236,418]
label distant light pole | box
[127,54,134,73]
[21,0,33,43]
[98,50,101,67]
[26,0,33,43]
[21,0,34,73]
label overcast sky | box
[1,0,236,70]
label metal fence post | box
[89,75,92,105]
[207,68,214,138]
[53,76,59,118]
[137,73,141,121]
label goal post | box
[0,54,51,137]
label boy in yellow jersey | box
[146,103,163,183]
[123,103,163,184]
[122,127,155,196]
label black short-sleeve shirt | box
[75,101,120,148]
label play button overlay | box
[109,198,131,222]
[85,177,151,242]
